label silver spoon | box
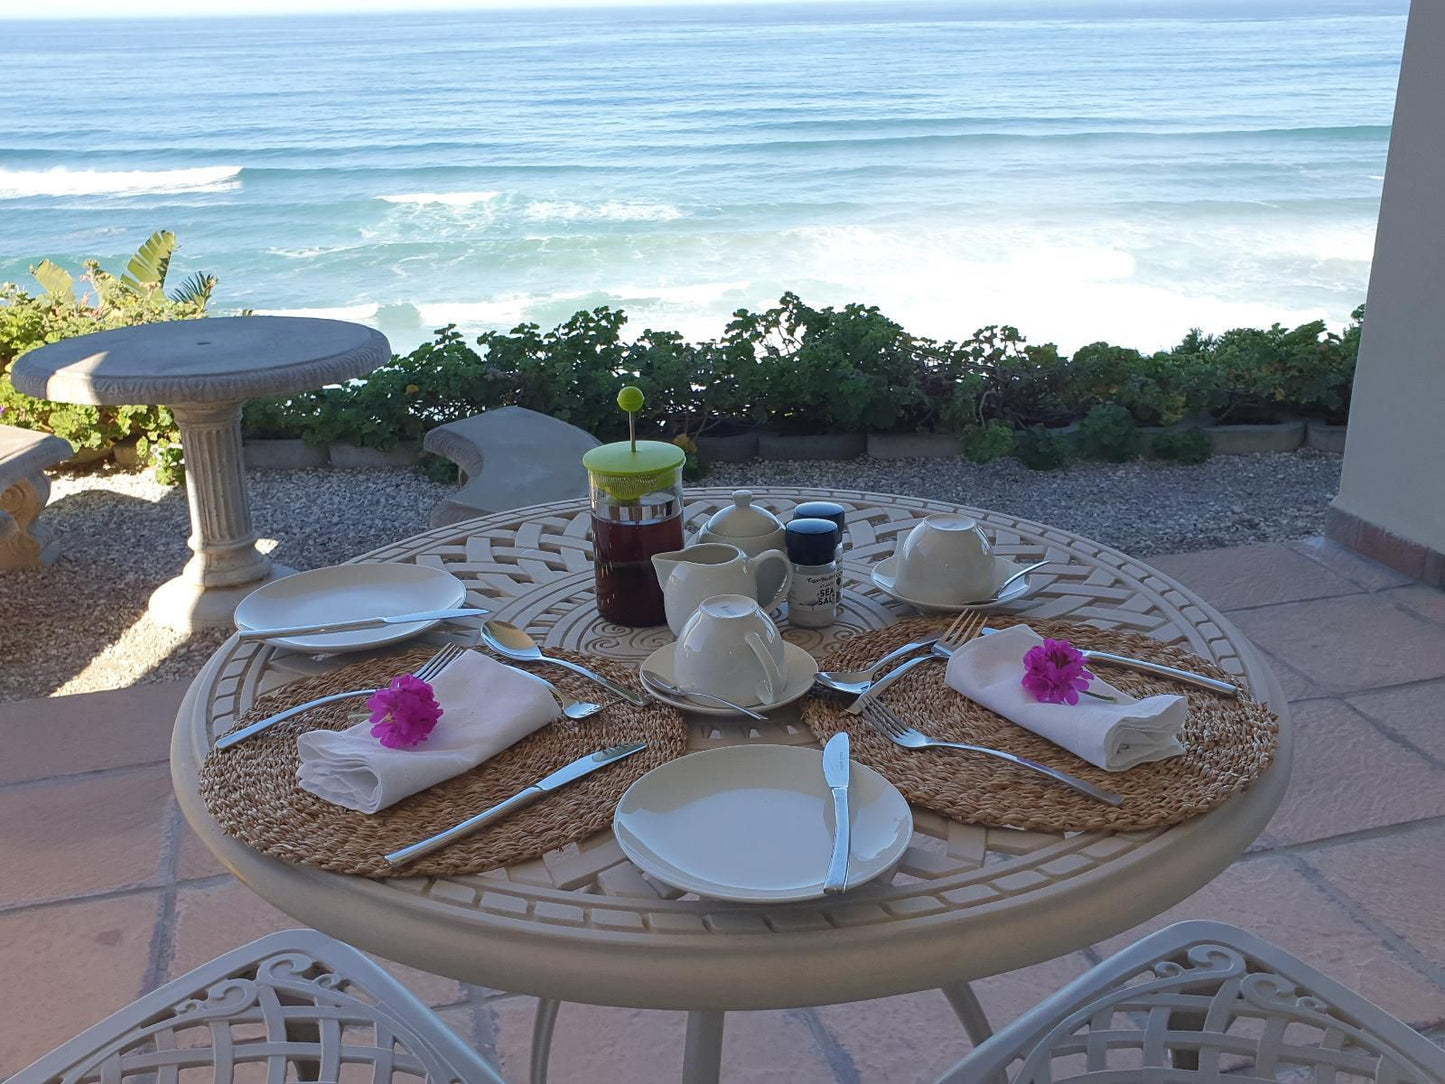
[507,665,609,720]
[955,559,1050,606]
[482,620,648,706]
[641,670,768,720]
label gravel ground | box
[707,450,1343,556]
[0,450,1341,702]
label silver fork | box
[833,610,988,700]
[214,644,465,750]
[860,698,1123,805]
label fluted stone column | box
[171,401,269,587]
[11,316,391,631]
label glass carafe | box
[583,440,685,627]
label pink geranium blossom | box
[367,674,443,748]
[1020,638,1095,706]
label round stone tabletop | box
[173,488,1292,1012]
[10,316,391,406]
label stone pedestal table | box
[11,317,391,630]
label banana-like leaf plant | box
[120,229,178,295]
[169,271,217,309]
[31,259,75,303]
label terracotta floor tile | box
[1305,821,1445,971]
[814,989,968,1084]
[1381,584,1445,625]
[1149,543,1361,611]
[167,877,465,1008]
[1347,679,1445,764]
[0,892,160,1077]
[1286,537,1416,592]
[813,952,1092,1084]
[1095,855,1445,1027]
[1261,648,1329,703]
[0,767,172,905]
[1264,699,1443,846]
[0,682,188,785]
[1227,594,1445,694]
[168,877,298,981]
[174,812,229,882]
[492,998,837,1083]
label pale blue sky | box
[4,0,826,17]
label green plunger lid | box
[583,440,685,501]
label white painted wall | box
[1335,0,1445,551]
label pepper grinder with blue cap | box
[786,517,841,628]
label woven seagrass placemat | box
[801,616,1278,833]
[200,646,687,878]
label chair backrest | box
[10,929,506,1084]
[940,920,1445,1083]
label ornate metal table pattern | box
[172,487,1292,1084]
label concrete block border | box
[758,432,866,460]
[866,432,960,459]
[1201,418,1306,455]
[1306,420,1348,453]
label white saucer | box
[234,563,468,653]
[639,641,818,716]
[614,744,913,903]
[870,554,1036,613]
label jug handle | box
[745,632,786,704]
[751,548,793,611]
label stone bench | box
[0,425,73,570]
[424,405,600,526]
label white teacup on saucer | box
[893,514,994,605]
[674,594,786,707]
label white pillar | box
[1330,0,1445,583]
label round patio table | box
[12,316,390,632]
[171,487,1292,1084]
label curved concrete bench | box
[0,425,73,570]
[424,405,600,526]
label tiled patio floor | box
[1,536,1442,1081]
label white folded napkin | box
[945,624,1186,771]
[297,650,560,813]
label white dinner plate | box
[870,554,1036,613]
[614,744,913,903]
[639,640,819,716]
[234,563,468,653]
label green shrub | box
[960,419,1015,463]
[1076,402,1141,462]
[1206,319,1351,424]
[1152,429,1213,464]
[1013,425,1073,471]
[1,232,221,479]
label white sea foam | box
[254,304,381,322]
[0,165,242,200]
[377,190,502,206]
[522,199,685,223]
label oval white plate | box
[870,554,1035,613]
[639,641,818,716]
[614,744,913,903]
[234,563,467,653]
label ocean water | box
[0,0,1408,356]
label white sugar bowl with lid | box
[695,489,787,557]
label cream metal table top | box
[172,487,1292,1012]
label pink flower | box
[366,674,443,749]
[1021,638,1096,706]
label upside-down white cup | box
[893,514,995,605]
[673,594,787,706]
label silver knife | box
[822,732,851,895]
[977,628,1240,697]
[237,607,490,641]
[383,741,648,868]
